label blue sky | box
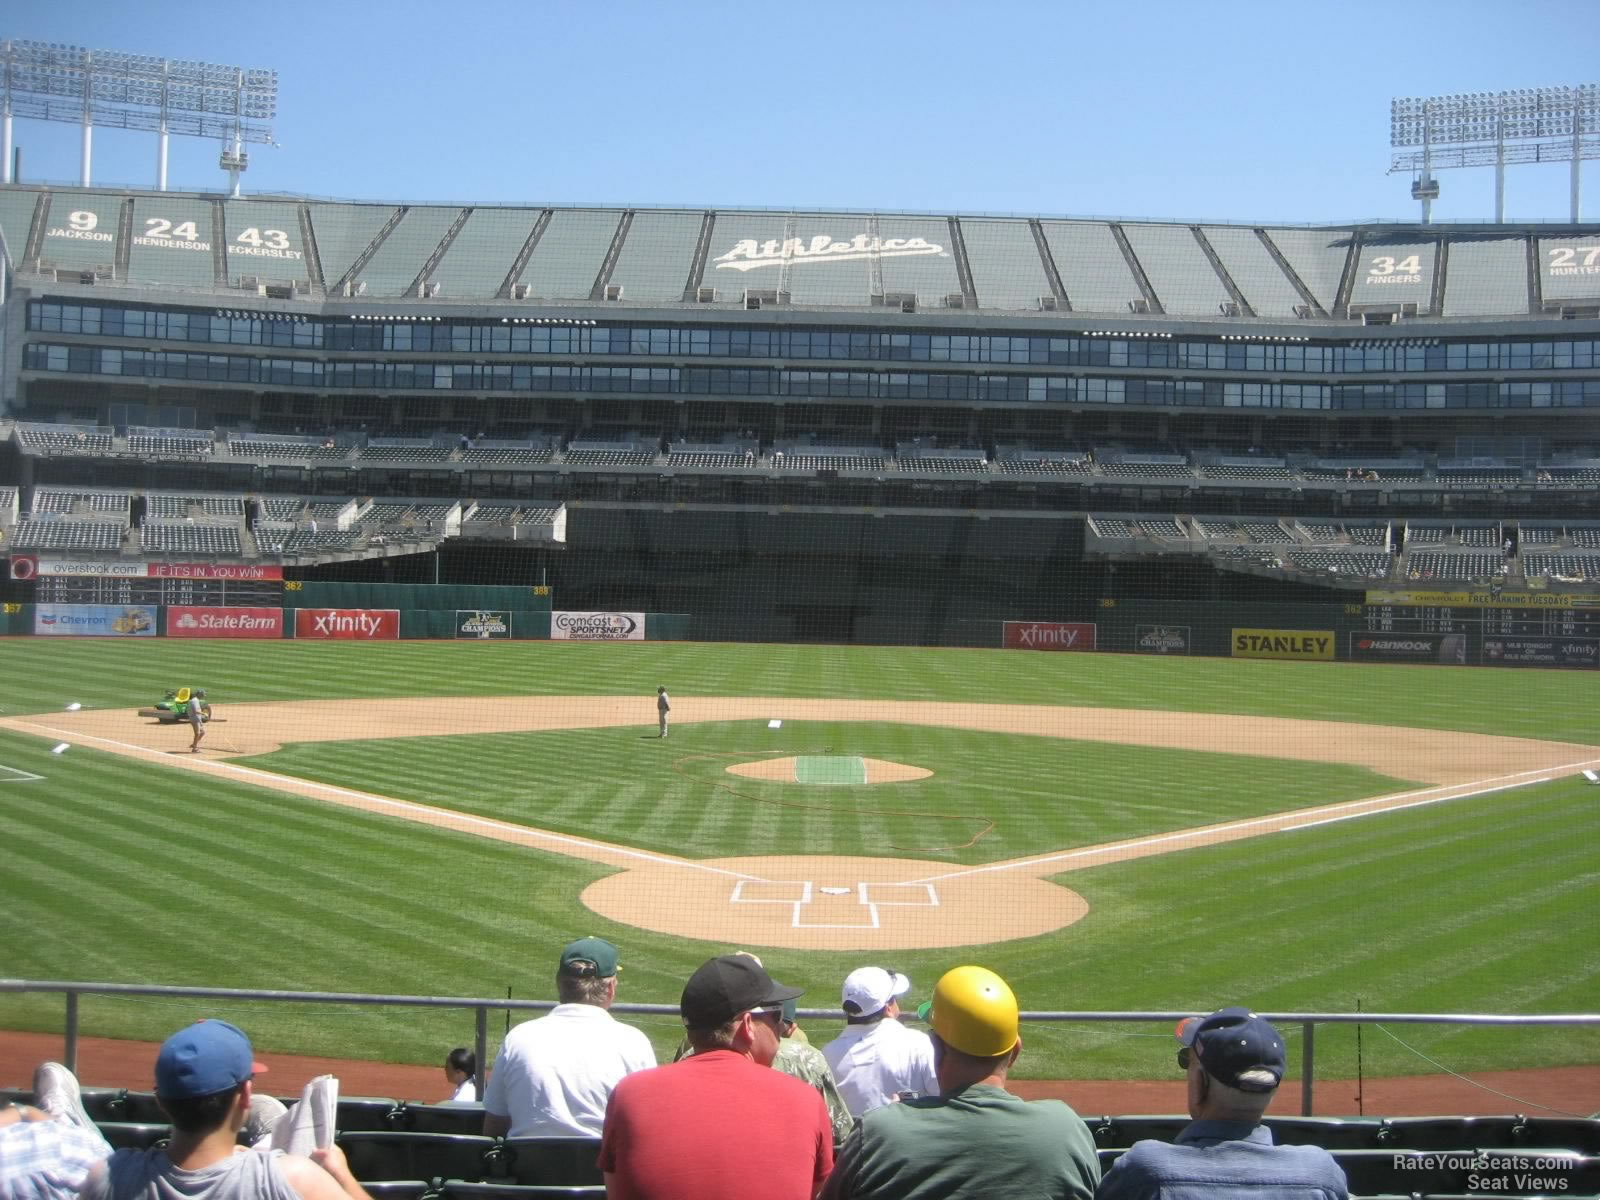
[5,0,1597,223]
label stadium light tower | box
[1390,85,1600,224]
[0,40,277,195]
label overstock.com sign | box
[551,611,644,641]
[1002,621,1097,651]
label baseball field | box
[1,637,1597,1090]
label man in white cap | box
[821,966,937,1118]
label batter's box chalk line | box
[0,764,45,783]
[730,878,940,929]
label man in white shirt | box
[482,937,656,1138]
[821,967,938,1118]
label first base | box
[768,719,783,729]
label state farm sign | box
[294,608,400,640]
[168,606,284,639]
[1003,621,1097,651]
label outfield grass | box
[2,639,1597,1082]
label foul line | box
[0,720,763,883]
[910,760,1600,885]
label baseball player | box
[657,686,671,739]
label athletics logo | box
[713,234,945,272]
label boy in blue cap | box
[80,1019,374,1200]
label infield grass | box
[1,639,1597,1083]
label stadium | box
[2,145,1600,1192]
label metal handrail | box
[6,979,1596,1115]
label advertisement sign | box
[149,563,284,580]
[1002,621,1097,651]
[1231,629,1335,660]
[551,611,645,641]
[168,606,284,639]
[456,610,511,639]
[19,559,285,579]
[1481,636,1599,669]
[1366,589,1599,609]
[1348,631,1468,665]
[1134,624,1190,654]
[33,558,145,578]
[35,603,157,637]
[293,608,400,640]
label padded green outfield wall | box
[294,582,552,612]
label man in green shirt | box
[820,965,1100,1200]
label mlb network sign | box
[1003,621,1097,651]
[168,606,284,639]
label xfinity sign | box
[1003,621,1097,651]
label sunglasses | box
[1177,1047,1193,1071]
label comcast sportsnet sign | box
[168,607,284,639]
[551,611,644,641]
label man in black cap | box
[1096,1007,1348,1200]
[598,954,834,1199]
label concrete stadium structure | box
[1,184,1599,649]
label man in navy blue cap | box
[1096,1007,1348,1200]
[80,1019,374,1200]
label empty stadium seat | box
[391,1103,487,1135]
[95,1122,172,1150]
[498,1137,604,1187]
[336,1096,409,1132]
[444,1184,604,1200]
[336,1132,500,1183]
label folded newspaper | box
[261,1074,339,1154]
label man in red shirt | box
[599,954,834,1199]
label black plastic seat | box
[336,1132,499,1183]
[497,1137,604,1187]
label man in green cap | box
[482,936,655,1138]
[820,965,1099,1200]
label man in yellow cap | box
[820,965,1099,1200]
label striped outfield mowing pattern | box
[0,640,1597,1078]
[794,755,866,785]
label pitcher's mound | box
[727,756,932,784]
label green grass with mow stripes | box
[1,639,1597,1082]
[243,722,1415,866]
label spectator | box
[821,967,937,1117]
[773,997,856,1150]
[0,1062,112,1200]
[482,937,654,1138]
[599,954,833,1199]
[80,1019,372,1200]
[821,965,1099,1200]
[442,1047,477,1104]
[1095,1007,1347,1200]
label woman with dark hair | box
[443,1048,477,1104]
